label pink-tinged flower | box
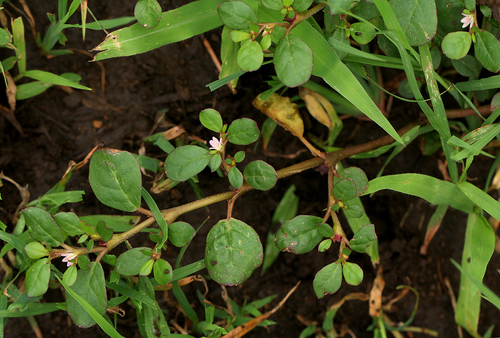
[209,137,223,151]
[61,252,78,267]
[461,11,475,29]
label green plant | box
[2,0,500,336]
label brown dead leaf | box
[299,87,332,129]
[369,265,385,317]
[5,71,16,111]
[164,126,186,140]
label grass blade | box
[458,181,500,222]
[364,174,474,213]
[106,282,157,310]
[92,0,224,61]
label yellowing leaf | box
[253,93,304,137]
[299,87,332,129]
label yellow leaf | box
[299,87,333,129]
[252,93,304,137]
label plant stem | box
[286,3,326,35]
[100,121,420,257]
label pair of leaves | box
[313,260,363,298]
[443,30,500,73]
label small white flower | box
[461,11,475,29]
[209,137,223,151]
[61,252,78,267]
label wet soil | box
[1,1,500,337]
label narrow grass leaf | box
[364,174,474,213]
[92,0,224,60]
[451,259,500,311]
[23,70,90,90]
[106,282,157,309]
[258,9,403,144]
[141,189,168,248]
[0,302,61,317]
[458,181,500,222]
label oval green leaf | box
[63,265,78,287]
[344,204,363,218]
[227,118,260,145]
[342,262,363,286]
[442,31,471,60]
[168,221,195,247]
[26,258,51,297]
[218,1,258,30]
[96,221,113,242]
[24,242,49,260]
[66,262,107,328]
[324,0,359,14]
[0,28,11,45]
[139,259,154,276]
[205,218,263,286]
[294,0,313,12]
[339,167,368,196]
[349,224,377,253]
[261,0,282,10]
[164,145,211,181]
[237,39,263,71]
[134,0,162,29]
[115,247,152,276]
[317,223,334,238]
[474,30,500,73]
[244,160,277,191]
[23,207,64,247]
[200,108,223,132]
[230,29,251,42]
[209,153,222,172]
[318,239,332,252]
[228,166,244,189]
[275,215,324,254]
[89,149,142,212]
[153,259,173,287]
[350,22,376,45]
[313,261,342,298]
[274,35,313,87]
[451,55,479,78]
[54,212,84,236]
[333,178,357,202]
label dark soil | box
[1,1,499,338]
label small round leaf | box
[313,261,342,298]
[63,265,78,287]
[474,30,500,73]
[234,151,245,162]
[209,153,222,172]
[26,258,51,297]
[317,223,334,238]
[261,0,282,10]
[275,215,324,254]
[274,35,313,87]
[228,166,244,189]
[115,247,152,276]
[294,0,313,12]
[89,149,142,212]
[350,22,376,45]
[139,259,154,276]
[333,178,357,201]
[260,34,272,50]
[164,145,211,181]
[349,224,377,253]
[230,30,251,42]
[227,118,260,145]
[96,221,113,242]
[168,221,196,247]
[154,259,173,287]
[237,39,264,72]
[344,204,363,218]
[54,212,84,236]
[24,242,49,259]
[23,207,64,247]
[134,0,162,29]
[342,262,363,286]
[218,1,258,30]
[205,218,263,286]
[338,167,368,196]
[244,160,277,191]
[442,31,471,60]
[318,239,332,252]
[200,109,223,132]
